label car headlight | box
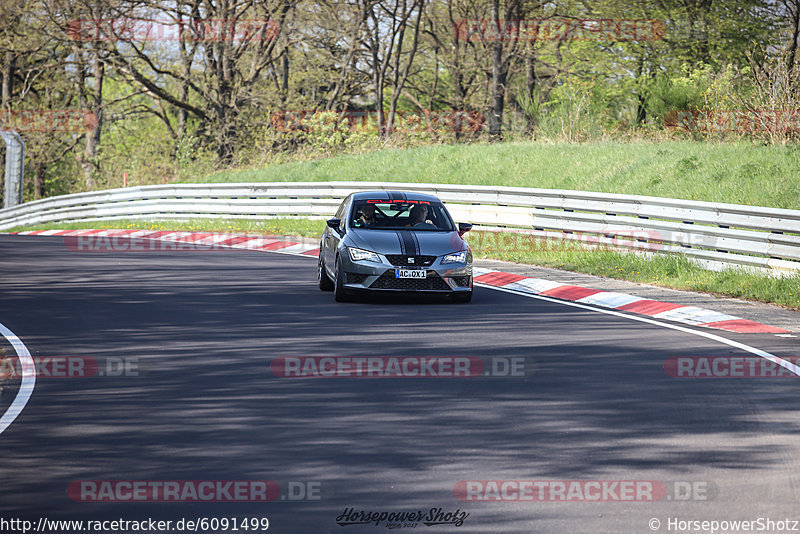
[348,247,381,263]
[441,251,467,264]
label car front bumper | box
[340,254,473,293]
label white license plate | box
[395,269,428,279]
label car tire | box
[334,255,351,302]
[452,291,472,303]
[318,254,334,291]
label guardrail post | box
[0,130,24,208]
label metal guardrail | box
[0,181,797,274]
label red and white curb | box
[7,229,791,335]
[12,228,322,256]
[473,267,790,335]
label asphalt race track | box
[1,235,799,533]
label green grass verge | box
[8,218,799,310]
[198,140,800,210]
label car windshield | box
[350,199,455,231]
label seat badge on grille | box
[407,257,415,264]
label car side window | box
[334,201,346,220]
[334,196,350,231]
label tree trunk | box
[366,3,387,137]
[1,51,13,108]
[687,0,712,64]
[636,95,647,126]
[786,0,800,83]
[280,51,289,106]
[524,48,536,137]
[33,162,45,200]
[453,70,465,141]
[635,57,647,126]
[177,59,190,139]
[488,0,505,141]
[387,0,424,135]
[82,52,104,189]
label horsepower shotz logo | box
[335,507,469,527]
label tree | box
[92,0,295,161]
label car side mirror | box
[326,218,343,235]
[458,222,473,236]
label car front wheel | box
[334,255,351,302]
[318,254,334,291]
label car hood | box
[348,228,468,256]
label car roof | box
[350,191,442,203]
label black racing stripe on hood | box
[395,231,406,255]
[396,231,417,256]
[410,231,421,256]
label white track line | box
[476,283,800,377]
[0,321,35,435]
[277,244,795,375]
[271,248,797,377]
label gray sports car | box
[318,191,473,302]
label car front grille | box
[369,270,451,291]
[385,255,436,267]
